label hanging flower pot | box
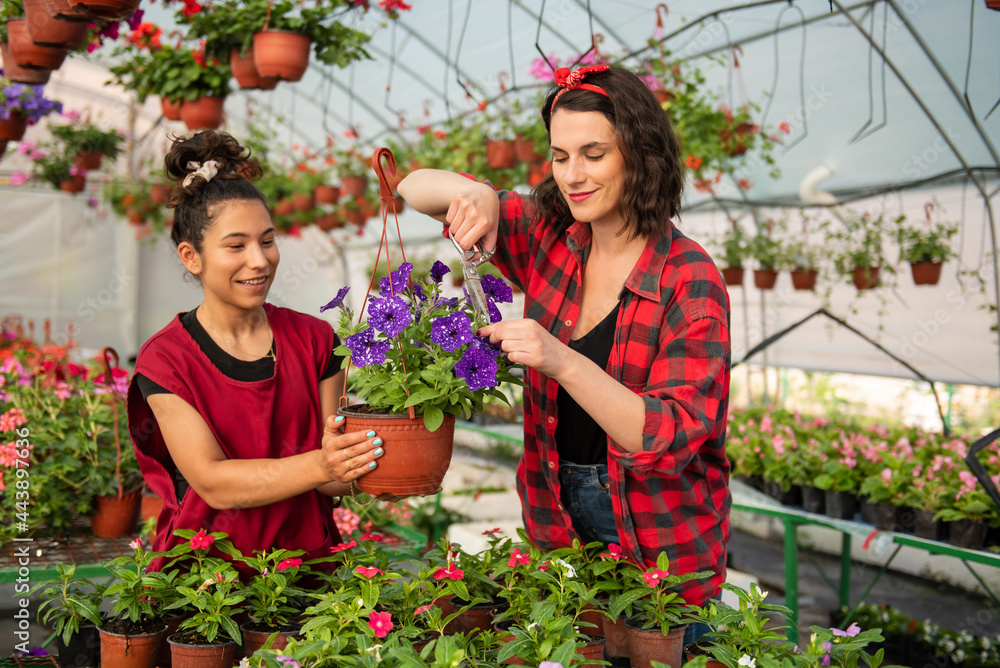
[513,134,544,163]
[252,30,312,82]
[74,150,103,171]
[624,617,686,668]
[340,404,455,498]
[7,19,69,70]
[987,0,1000,9]
[43,0,90,21]
[315,213,342,231]
[0,112,28,142]
[98,625,168,668]
[89,488,142,538]
[790,268,818,291]
[273,198,295,217]
[160,97,182,121]
[314,184,340,205]
[60,172,87,193]
[292,192,315,213]
[240,625,298,656]
[753,268,778,290]
[1,40,52,83]
[230,46,279,91]
[180,96,226,131]
[68,0,141,20]
[720,122,754,156]
[851,266,880,290]
[910,261,942,286]
[527,161,550,187]
[485,139,516,169]
[341,174,368,197]
[150,184,170,205]
[167,636,236,668]
[721,266,744,286]
[25,0,89,49]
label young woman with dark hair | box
[127,130,384,566]
[398,65,732,644]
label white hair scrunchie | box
[182,160,220,188]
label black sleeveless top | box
[555,303,620,465]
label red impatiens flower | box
[277,558,302,571]
[355,565,385,578]
[414,604,434,615]
[600,544,623,561]
[331,540,359,553]
[368,611,393,638]
[684,154,702,170]
[182,0,202,15]
[642,568,670,587]
[507,548,530,567]
[379,0,412,13]
[482,527,502,536]
[189,529,214,551]
[433,563,464,581]
[360,533,383,542]
[779,121,791,134]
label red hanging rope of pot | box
[99,346,125,499]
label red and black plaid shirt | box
[489,191,732,607]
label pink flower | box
[529,53,559,80]
[415,604,433,615]
[189,529,214,551]
[277,558,302,571]
[482,527,502,536]
[63,109,81,121]
[600,544,624,561]
[69,166,85,177]
[0,408,28,433]
[779,121,791,134]
[10,173,31,186]
[16,141,36,154]
[360,533,383,542]
[642,568,669,587]
[507,548,530,567]
[831,622,861,637]
[433,563,464,581]
[129,538,142,549]
[760,416,773,434]
[880,468,892,484]
[331,540,358,553]
[368,611,393,638]
[355,565,385,578]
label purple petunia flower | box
[455,346,498,391]
[379,262,413,296]
[412,285,427,302]
[320,286,350,312]
[430,312,473,352]
[126,9,144,30]
[470,335,501,359]
[430,260,450,283]
[368,295,412,337]
[481,274,513,303]
[345,329,391,367]
[486,297,502,324]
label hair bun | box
[164,131,262,207]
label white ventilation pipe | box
[798,163,838,206]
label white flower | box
[553,558,576,578]
[238,659,251,668]
[356,597,364,608]
[738,655,756,668]
[366,644,383,662]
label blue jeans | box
[558,461,618,545]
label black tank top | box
[555,303,620,465]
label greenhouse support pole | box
[783,518,799,643]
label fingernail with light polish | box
[335,415,344,422]
[366,430,376,438]
[374,448,383,456]
[368,462,377,469]
[373,438,383,446]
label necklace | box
[202,306,277,363]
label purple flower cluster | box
[379,262,413,296]
[345,329,392,367]
[430,312,472,352]
[0,81,63,124]
[455,347,498,392]
[368,295,411,337]
[480,274,513,303]
[429,260,450,283]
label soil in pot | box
[167,631,236,668]
[824,490,858,520]
[623,617,686,668]
[800,486,826,514]
[240,622,299,656]
[56,624,100,668]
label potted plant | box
[895,203,958,286]
[828,211,897,291]
[422,535,507,634]
[782,236,822,292]
[11,139,89,192]
[747,223,784,290]
[609,552,711,668]
[49,110,124,170]
[323,261,521,498]
[510,94,548,164]
[712,221,750,287]
[164,562,245,668]
[29,564,105,668]
[22,0,89,49]
[238,548,310,654]
[0,74,63,140]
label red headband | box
[552,64,610,108]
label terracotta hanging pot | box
[230,46,279,91]
[98,626,168,668]
[527,161,550,187]
[624,618,686,668]
[89,488,142,538]
[340,404,455,498]
[1,40,52,83]
[43,0,92,21]
[160,97,183,121]
[273,198,295,217]
[150,184,170,205]
[74,150,103,171]
[790,268,818,291]
[240,624,297,656]
[292,192,315,213]
[0,112,28,142]
[513,134,544,163]
[314,184,340,205]
[167,636,236,668]
[315,213,342,231]
[753,268,778,290]
[910,261,942,286]
[252,30,312,81]
[60,173,87,193]
[485,139,516,169]
[721,266,744,287]
[986,0,1000,9]
[25,0,89,48]
[68,0,141,20]
[851,266,880,290]
[180,96,226,131]
[7,19,69,70]
[341,174,368,197]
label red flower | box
[277,558,302,571]
[331,540,358,553]
[642,568,670,587]
[538,562,550,571]
[432,563,464,581]
[182,0,202,15]
[684,154,702,170]
[344,128,359,139]
[738,178,753,191]
[600,544,623,561]
[189,529,214,551]
[507,548,530,567]
[360,533,383,542]
[476,100,488,111]
[368,611,393,638]
[355,565,385,578]
[482,527,502,536]
[379,0,412,12]
[414,604,433,615]
[779,121,791,134]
